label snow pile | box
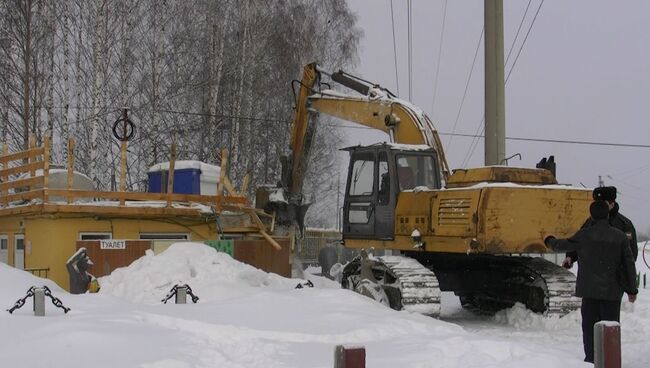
[99,242,337,304]
[0,262,64,301]
[493,303,580,330]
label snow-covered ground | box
[1,242,648,368]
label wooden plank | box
[3,189,45,203]
[77,240,151,278]
[217,149,228,196]
[41,203,205,217]
[0,147,45,165]
[119,141,127,205]
[28,135,36,177]
[0,204,44,216]
[241,173,251,196]
[233,239,290,277]
[166,143,176,207]
[43,136,50,203]
[0,176,44,192]
[67,138,75,204]
[223,176,239,197]
[0,162,43,177]
[1,143,7,205]
[44,188,248,205]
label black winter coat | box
[547,220,638,300]
[566,203,638,262]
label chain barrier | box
[161,284,200,304]
[295,280,314,289]
[6,286,70,314]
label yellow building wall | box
[23,216,218,291]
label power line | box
[430,0,448,117]
[445,28,483,153]
[157,109,289,124]
[390,0,400,96]
[323,124,650,149]
[506,0,545,83]
[407,0,413,101]
[462,0,545,167]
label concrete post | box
[484,0,506,166]
[594,321,621,368]
[334,345,365,368]
[33,287,45,316]
[175,286,187,304]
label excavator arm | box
[289,62,450,198]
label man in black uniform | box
[562,186,638,268]
[545,200,638,363]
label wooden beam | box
[44,188,247,205]
[0,162,43,178]
[67,138,75,204]
[166,143,176,207]
[222,176,239,197]
[119,141,127,205]
[43,136,50,203]
[0,147,45,165]
[218,149,228,197]
[1,143,8,205]
[241,173,251,196]
[28,135,36,177]
[0,176,44,192]
[3,189,44,203]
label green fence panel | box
[204,240,234,256]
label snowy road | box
[1,243,648,368]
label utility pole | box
[484,0,506,166]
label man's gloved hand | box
[561,256,574,269]
[628,293,637,303]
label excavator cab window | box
[396,154,440,191]
[348,152,375,197]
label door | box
[343,150,377,238]
[374,151,395,239]
[0,235,7,264]
[14,234,24,269]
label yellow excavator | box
[259,62,592,317]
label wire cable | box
[407,0,413,101]
[445,28,483,153]
[462,0,545,167]
[390,0,400,96]
[430,0,448,117]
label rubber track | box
[525,257,581,317]
[379,255,441,317]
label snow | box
[1,242,649,367]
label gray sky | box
[340,0,650,234]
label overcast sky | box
[339,0,650,234]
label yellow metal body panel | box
[447,167,557,188]
[345,185,592,255]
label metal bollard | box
[644,274,646,289]
[594,321,621,368]
[33,287,45,316]
[175,286,187,304]
[334,345,365,368]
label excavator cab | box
[342,143,442,240]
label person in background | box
[545,200,638,363]
[563,186,638,268]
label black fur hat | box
[593,186,616,201]
[590,200,610,220]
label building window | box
[139,233,189,240]
[79,232,112,240]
